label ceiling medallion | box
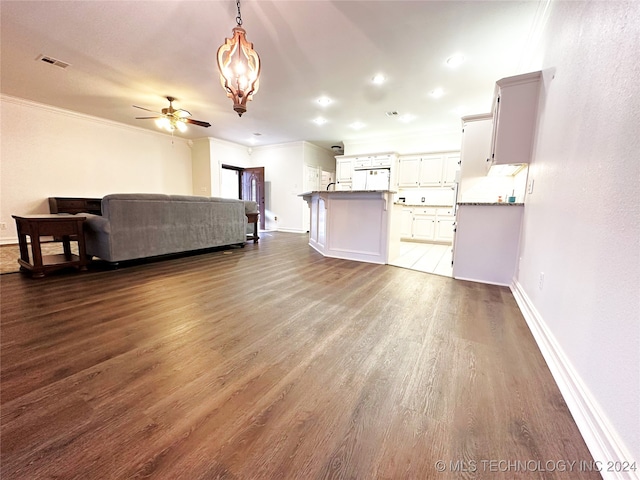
[216,0,261,117]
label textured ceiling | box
[0,1,544,150]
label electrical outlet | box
[538,272,544,290]
[274,216,278,222]
[0,222,6,230]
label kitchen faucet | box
[326,182,336,191]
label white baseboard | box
[276,228,307,234]
[453,275,510,287]
[1,237,19,246]
[511,280,638,480]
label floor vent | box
[36,54,70,69]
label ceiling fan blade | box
[185,118,211,128]
[135,116,161,120]
[133,105,162,114]
[174,109,192,118]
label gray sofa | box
[83,193,256,263]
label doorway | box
[241,167,265,230]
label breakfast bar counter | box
[299,190,402,264]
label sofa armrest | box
[82,213,111,234]
[243,201,258,214]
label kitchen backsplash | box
[459,168,528,203]
[396,187,456,206]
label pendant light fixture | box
[216,0,261,117]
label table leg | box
[17,233,29,262]
[76,222,88,270]
[29,229,45,278]
[62,235,72,259]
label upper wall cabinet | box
[335,157,354,188]
[398,153,460,188]
[489,71,542,168]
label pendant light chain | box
[236,0,243,26]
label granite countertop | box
[457,202,524,206]
[299,190,396,196]
[394,203,454,207]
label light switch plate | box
[527,178,535,194]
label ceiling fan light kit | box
[216,0,261,117]
[133,96,211,133]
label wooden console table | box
[12,214,88,278]
[49,197,102,215]
[246,213,259,243]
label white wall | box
[516,0,639,467]
[343,128,461,156]
[191,138,213,196]
[250,142,304,232]
[192,137,252,198]
[0,95,192,243]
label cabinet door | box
[418,156,443,186]
[336,159,353,182]
[371,155,393,167]
[435,216,455,242]
[400,208,413,238]
[441,155,460,186]
[398,157,421,187]
[412,215,435,240]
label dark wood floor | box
[1,232,599,479]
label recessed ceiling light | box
[313,117,328,126]
[446,54,465,68]
[350,121,365,130]
[317,96,332,107]
[430,87,444,98]
[371,74,386,85]
[399,114,416,123]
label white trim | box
[276,227,307,234]
[453,275,510,287]
[1,237,19,246]
[511,280,639,480]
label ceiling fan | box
[133,96,211,132]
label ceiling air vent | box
[36,54,70,69]
[385,111,398,117]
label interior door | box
[242,167,265,230]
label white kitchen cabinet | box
[370,154,394,167]
[489,71,542,168]
[418,156,443,186]
[398,152,460,188]
[397,157,421,187]
[441,154,460,186]
[335,157,353,189]
[400,208,413,238]
[412,213,436,240]
[459,114,493,198]
[435,215,455,242]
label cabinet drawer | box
[371,156,393,167]
[437,208,455,217]
[59,200,86,209]
[413,208,437,216]
[354,158,372,168]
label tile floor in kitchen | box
[390,241,453,277]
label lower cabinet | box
[401,207,455,242]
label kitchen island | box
[300,190,402,264]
